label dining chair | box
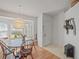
[0,40,16,59]
[32,37,38,50]
[19,40,33,59]
[13,47,21,59]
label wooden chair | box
[13,47,21,59]
[0,40,15,59]
[32,34,38,49]
[32,39,38,50]
[19,40,33,59]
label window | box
[26,24,32,38]
[0,17,34,40]
[10,21,34,39]
[10,25,23,39]
[0,23,8,39]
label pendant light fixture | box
[14,5,25,29]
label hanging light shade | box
[14,18,25,29]
[13,4,25,29]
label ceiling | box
[0,0,69,17]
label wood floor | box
[26,46,60,59]
[0,46,60,59]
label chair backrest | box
[0,44,13,59]
[0,40,13,54]
[20,40,33,57]
[0,44,5,59]
[26,40,33,49]
[21,39,33,50]
[0,45,4,59]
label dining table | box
[1,38,33,48]
[0,38,32,59]
[1,38,33,59]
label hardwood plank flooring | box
[69,0,79,7]
[0,46,60,59]
[25,46,60,59]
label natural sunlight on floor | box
[44,44,65,59]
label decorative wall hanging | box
[64,18,76,35]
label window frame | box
[0,17,34,40]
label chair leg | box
[25,56,27,59]
[19,56,25,59]
[30,53,33,59]
[20,56,23,59]
[34,45,37,49]
[33,42,37,50]
[3,55,7,59]
[2,55,4,59]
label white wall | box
[40,12,65,47]
[42,14,52,46]
[65,2,79,59]
[37,14,43,47]
[0,0,66,17]
[51,12,65,47]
